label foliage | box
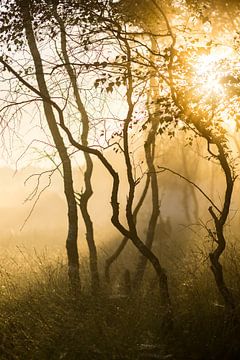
[1,0,240,357]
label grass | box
[0,246,239,359]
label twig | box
[155,166,221,214]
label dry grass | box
[0,245,239,359]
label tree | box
[0,0,173,323]
[52,3,100,294]
[133,37,162,288]
[168,1,240,313]
[114,0,240,314]
[0,0,80,289]
[0,0,109,292]
[3,0,239,324]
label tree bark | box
[20,1,80,289]
[133,132,160,288]
[134,38,167,294]
[208,143,236,312]
[122,35,172,316]
[54,9,100,294]
[105,174,150,283]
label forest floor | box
[0,248,239,360]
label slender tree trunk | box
[168,56,236,312]
[105,174,150,283]
[20,1,80,289]
[122,36,172,317]
[79,157,100,294]
[209,208,236,313]
[134,38,167,292]
[133,124,160,287]
[173,89,236,313]
[54,10,100,294]
[208,143,236,312]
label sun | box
[193,51,227,97]
[190,47,238,133]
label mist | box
[1,0,240,359]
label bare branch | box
[156,166,221,214]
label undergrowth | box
[0,246,239,359]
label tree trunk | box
[122,36,172,319]
[54,10,100,294]
[79,157,100,294]
[207,143,236,314]
[105,175,150,283]
[134,37,165,289]
[170,71,236,315]
[133,128,160,287]
[20,1,80,289]
[209,205,236,312]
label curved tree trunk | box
[105,174,150,283]
[134,38,166,290]
[79,156,100,294]
[54,9,100,294]
[208,143,236,312]
[172,86,236,313]
[187,120,236,313]
[20,1,80,289]
[133,130,160,288]
[122,35,172,316]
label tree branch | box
[156,166,221,214]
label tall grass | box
[0,244,239,359]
